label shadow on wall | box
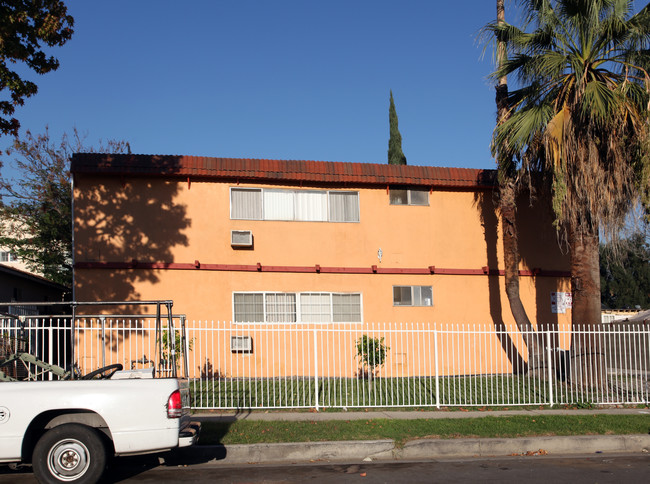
[516,192,566,335]
[474,179,568,370]
[475,188,527,372]
[74,160,191,310]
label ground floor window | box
[393,285,433,307]
[233,291,362,323]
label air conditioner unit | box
[231,335,253,353]
[231,230,253,247]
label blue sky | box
[5,1,520,172]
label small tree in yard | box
[161,325,194,375]
[355,335,389,380]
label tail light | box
[167,390,182,418]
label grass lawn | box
[190,376,556,408]
[190,374,647,409]
[196,413,650,446]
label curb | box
[170,434,650,465]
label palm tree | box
[487,0,650,385]
[495,0,542,372]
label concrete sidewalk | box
[179,408,650,465]
[193,407,650,421]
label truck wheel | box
[32,424,107,484]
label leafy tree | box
[487,1,650,331]
[600,233,650,309]
[0,128,130,288]
[0,1,74,137]
[388,90,407,165]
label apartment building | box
[71,154,571,331]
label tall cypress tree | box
[388,90,407,165]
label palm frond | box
[488,0,650,233]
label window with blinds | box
[233,292,363,323]
[230,188,359,222]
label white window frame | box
[233,291,363,323]
[328,191,360,223]
[393,285,433,307]
[389,187,429,206]
[230,187,360,223]
[0,251,17,262]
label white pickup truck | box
[0,367,200,484]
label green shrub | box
[355,335,389,379]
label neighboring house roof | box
[71,154,496,190]
[0,264,67,291]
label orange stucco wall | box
[74,175,570,325]
[73,174,571,377]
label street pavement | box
[0,408,647,483]
[185,407,650,465]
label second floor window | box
[389,188,429,206]
[231,188,359,222]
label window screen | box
[234,292,362,323]
[263,190,294,220]
[231,188,262,219]
[234,293,264,322]
[409,189,429,205]
[393,286,433,306]
[265,293,297,322]
[231,188,358,222]
[300,293,332,323]
[389,188,429,206]
[295,191,328,221]
[329,191,360,222]
[333,293,362,322]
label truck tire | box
[32,424,107,484]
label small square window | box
[389,188,429,206]
[409,189,429,206]
[389,189,408,205]
[393,286,433,307]
[393,286,412,306]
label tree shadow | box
[474,185,527,373]
[474,173,570,375]
[73,155,191,308]
[516,189,568,345]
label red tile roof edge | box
[71,153,496,189]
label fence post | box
[313,327,319,411]
[100,317,106,368]
[48,319,54,381]
[546,329,553,407]
[434,325,440,409]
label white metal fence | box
[0,316,187,381]
[2,317,648,409]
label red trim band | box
[74,261,570,277]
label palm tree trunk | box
[496,0,541,372]
[499,181,542,370]
[569,227,606,388]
